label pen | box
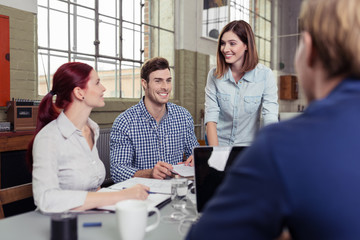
[147,191,171,195]
[121,187,171,195]
[83,222,102,227]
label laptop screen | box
[193,146,247,213]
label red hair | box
[26,62,93,170]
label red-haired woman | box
[27,62,149,213]
[205,20,279,146]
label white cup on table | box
[115,199,160,240]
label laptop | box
[193,146,247,213]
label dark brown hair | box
[141,57,170,83]
[215,20,258,78]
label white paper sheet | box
[172,164,195,177]
[108,177,172,193]
[208,149,231,171]
[97,177,172,211]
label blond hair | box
[299,0,360,78]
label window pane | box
[98,59,119,98]
[120,61,142,98]
[38,0,175,99]
[38,50,68,95]
[70,0,94,9]
[38,7,48,48]
[99,0,117,17]
[265,40,271,63]
[49,0,67,12]
[38,0,47,7]
[230,0,250,22]
[202,0,228,39]
[266,0,271,21]
[123,0,141,25]
[49,9,68,50]
[69,53,95,67]
[133,0,142,25]
[122,22,141,61]
[99,15,119,57]
[74,7,95,54]
[258,38,265,60]
[38,50,49,96]
[259,0,265,17]
[265,20,271,40]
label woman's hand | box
[122,184,150,200]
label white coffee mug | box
[115,199,160,240]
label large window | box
[37,0,174,98]
[203,0,272,66]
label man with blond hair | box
[187,0,360,239]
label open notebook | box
[97,177,173,212]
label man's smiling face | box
[142,68,172,107]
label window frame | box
[37,0,175,99]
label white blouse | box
[32,111,105,213]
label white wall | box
[175,0,217,56]
[0,0,37,13]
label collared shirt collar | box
[56,111,99,140]
[222,67,256,83]
[137,96,172,122]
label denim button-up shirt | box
[205,63,279,146]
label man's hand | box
[151,161,174,179]
[183,155,194,167]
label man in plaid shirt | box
[110,57,199,183]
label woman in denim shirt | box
[205,20,279,146]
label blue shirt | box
[110,98,199,183]
[205,63,279,146]
[187,78,360,239]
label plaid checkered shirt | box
[110,98,199,183]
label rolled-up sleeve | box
[261,69,279,126]
[204,68,220,124]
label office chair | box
[0,183,33,219]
